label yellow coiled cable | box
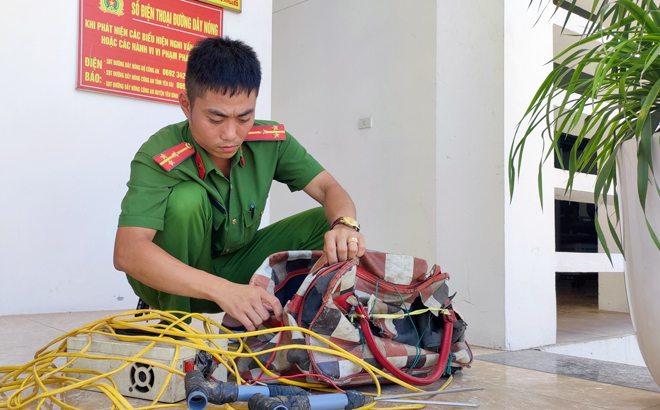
[0,310,453,410]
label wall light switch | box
[358,117,373,129]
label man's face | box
[180,89,257,165]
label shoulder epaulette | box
[152,142,195,172]
[245,124,286,141]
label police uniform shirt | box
[118,120,325,256]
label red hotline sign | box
[77,0,223,104]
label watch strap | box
[330,216,360,232]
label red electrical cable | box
[354,304,454,386]
[253,328,284,381]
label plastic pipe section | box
[247,391,373,410]
[184,370,309,410]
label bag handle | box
[309,253,329,276]
[308,253,359,275]
[354,304,454,385]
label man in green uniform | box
[114,37,366,331]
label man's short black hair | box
[185,37,261,105]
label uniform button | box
[232,219,237,225]
[224,249,229,253]
[230,184,233,189]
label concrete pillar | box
[435,1,506,348]
[437,0,555,349]
[502,0,556,350]
[597,204,629,312]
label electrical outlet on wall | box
[358,117,373,129]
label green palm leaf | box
[513,0,660,258]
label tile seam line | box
[25,318,67,333]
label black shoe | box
[135,298,150,317]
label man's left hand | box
[324,224,367,264]
[302,170,367,264]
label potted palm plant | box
[510,0,660,385]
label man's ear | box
[179,91,192,120]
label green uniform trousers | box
[126,181,328,313]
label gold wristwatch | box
[331,216,360,232]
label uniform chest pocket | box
[243,203,265,242]
[208,195,226,230]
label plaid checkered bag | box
[237,250,472,386]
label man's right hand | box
[216,282,283,331]
[115,226,282,331]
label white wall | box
[435,1,507,348]
[0,0,273,315]
[503,0,556,349]
[599,273,629,313]
[437,1,556,349]
[270,1,437,262]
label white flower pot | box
[617,135,660,386]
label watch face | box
[341,217,359,229]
